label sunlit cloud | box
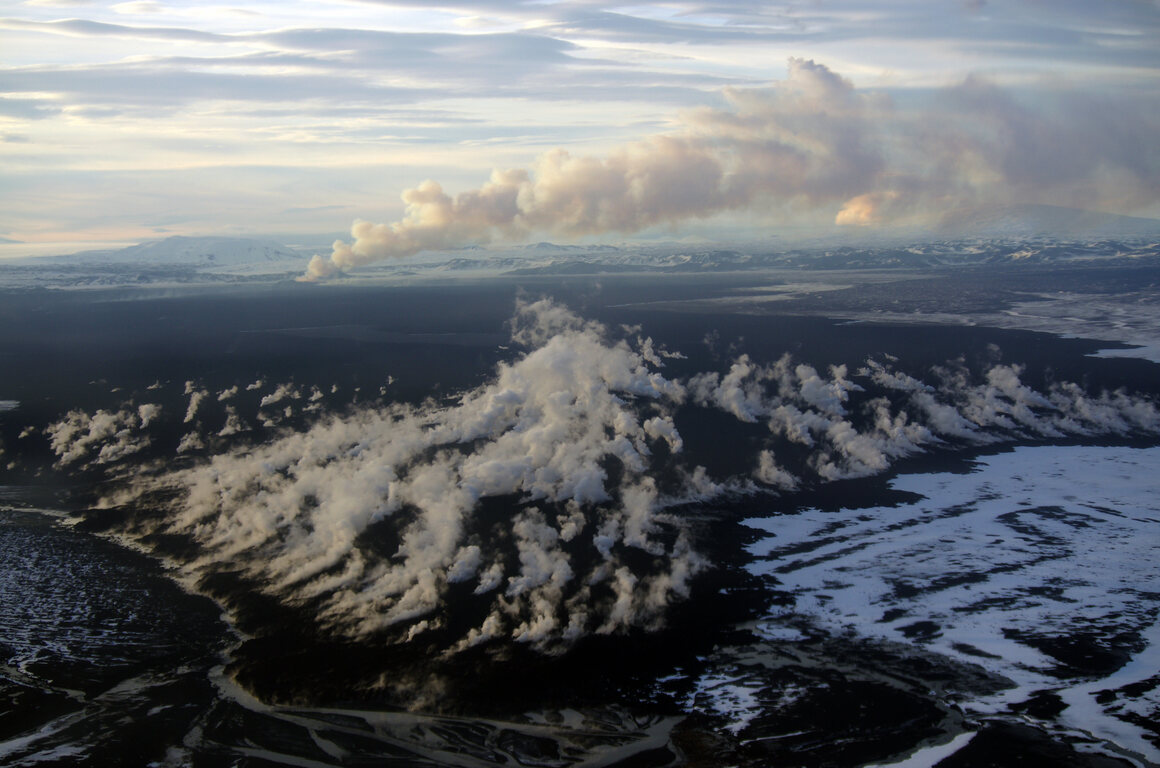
[2,0,1158,243]
[304,58,1160,278]
[112,1,165,14]
[0,17,226,42]
[22,0,96,6]
[49,300,1160,651]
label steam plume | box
[304,58,1160,279]
[86,301,702,651]
[47,302,1160,654]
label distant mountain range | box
[519,242,621,253]
[5,206,1158,286]
[49,236,306,267]
[939,204,1160,238]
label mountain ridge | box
[47,235,306,266]
[938,204,1160,238]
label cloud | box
[835,191,897,226]
[112,1,164,13]
[689,354,1160,483]
[341,1,1160,81]
[260,27,588,78]
[137,402,162,427]
[53,301,1160,657]
[0,23,639,111]
[0,97,62,121]
[755,450,797,490]
[217,404,249,437]
[87,300,702,652]
[303,58,872,278]
[305,57,1160,278]
[7,0,1158,241]
[258,382,300,408]
[0,17,223,42]
[47,404,160,467]
[183,382,207,423]
[23,0,96,6]
[176,431,204,453]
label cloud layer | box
[4,1,1158,243]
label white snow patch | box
[864,731,977,768]
[687,672,764,736]
[744,445,1160,763]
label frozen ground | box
[743,445,1160,765]
[2,272,1157,766]
[0,505,226,766]
[836,291,1160,365]
[1001,292,1160,364]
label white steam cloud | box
[259,383,300,409]
[304,58,1160,279]
[49,302,1160,653]
[48,404,161,467]
[183,382,208,424]
[689,355,1160,486]
[92,301,703,651]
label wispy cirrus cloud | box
[2,0,1158,243]
[0,16,226,42]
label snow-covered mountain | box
[519,241,621,254]
[59,236,306,267]
[938,204,1160,238]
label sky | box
[2,0,1159,253]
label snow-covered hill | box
[939,204,1160,238]
[58,236,306,267]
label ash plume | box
[304,58,1160,279]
